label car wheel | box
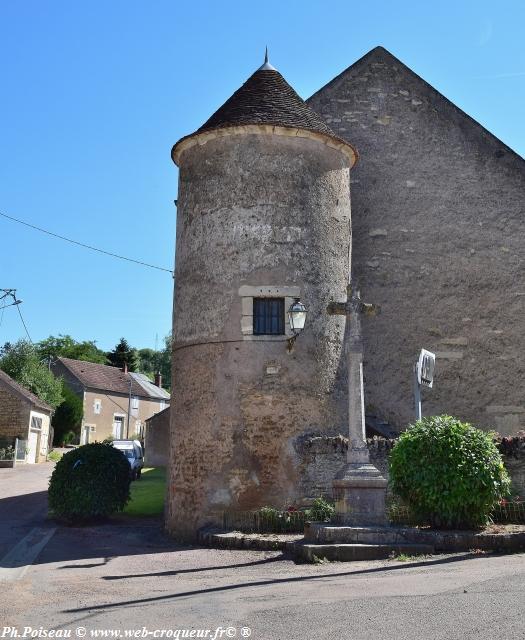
[136,469,142,480]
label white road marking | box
[0,526,56,581]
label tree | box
[137,348,158,379]
[159,333,172,390]
[135,336,171,389]
[0,340,64,408]
[52,385,84,445]
[107,338,138,371]
[37,334,107,364]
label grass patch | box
[123,467,166,517]
[47,450,63,462]
[390,552,433,562]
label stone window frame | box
[238,285,300,341]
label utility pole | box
[0,289,22,309]
[413,363,422,421]
[126,372,132,439]
[1,289,31,343]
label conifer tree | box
[106,338,138,372]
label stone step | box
[304,523,525,553]
[305,524,418,545]
[296,542,435,563]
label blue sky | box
[1,0,523,352]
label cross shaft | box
[327,280,388,525]
[327,281,380,458]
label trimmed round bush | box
[49,442,131,522]
[389,415,510,529]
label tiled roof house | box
[52,357,169,444]
[0,369,53,463]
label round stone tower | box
[167,54,358,539]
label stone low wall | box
[295,434,525,502]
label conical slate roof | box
[172,56,358,166]
[197,67,336,138]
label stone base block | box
[333,462,388,526]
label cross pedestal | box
[328,283,388,526]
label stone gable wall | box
[307,48,525,435]
[0,386,31,441]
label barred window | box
[30,416,43,430]
[253,298,285,335]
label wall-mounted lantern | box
[287,298,307,351]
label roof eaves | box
[0,370,53,413]
[130,373,171,400]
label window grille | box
[30,416,42,430]
[253,298,285,335]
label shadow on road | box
[0,489,180,569]
[0,490,49,525]
[0,490,52,564]
[102,555,285,580]
[35,519,182,568]
[0,485,283,573]
[64,552,480,613]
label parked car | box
[112,440,144,480]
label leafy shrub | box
[0,445,15,460]
[47,450,63,463]
[48,442,131,522]
[305,497,335,522]
[62,430,78,445]
[258,506,280,518]
[389,415,511,529]
[245,506,305,533]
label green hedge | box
[389,415,510,529]
[48,443,131,522]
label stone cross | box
[327,281,379,463]
[327,281,387,526]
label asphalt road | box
[0,462,54,558]
[1,464,524,640]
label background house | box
[52,357,170,444]
[0,369,53,463]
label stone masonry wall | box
[295,434,525,500]
[307,47,525,436]
[145,407,169,467]
[0,386,30,441]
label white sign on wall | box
[417,349,436,388]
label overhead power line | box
[16,303,32,343]
[0,210,174,276]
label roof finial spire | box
[258,46,276,71]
